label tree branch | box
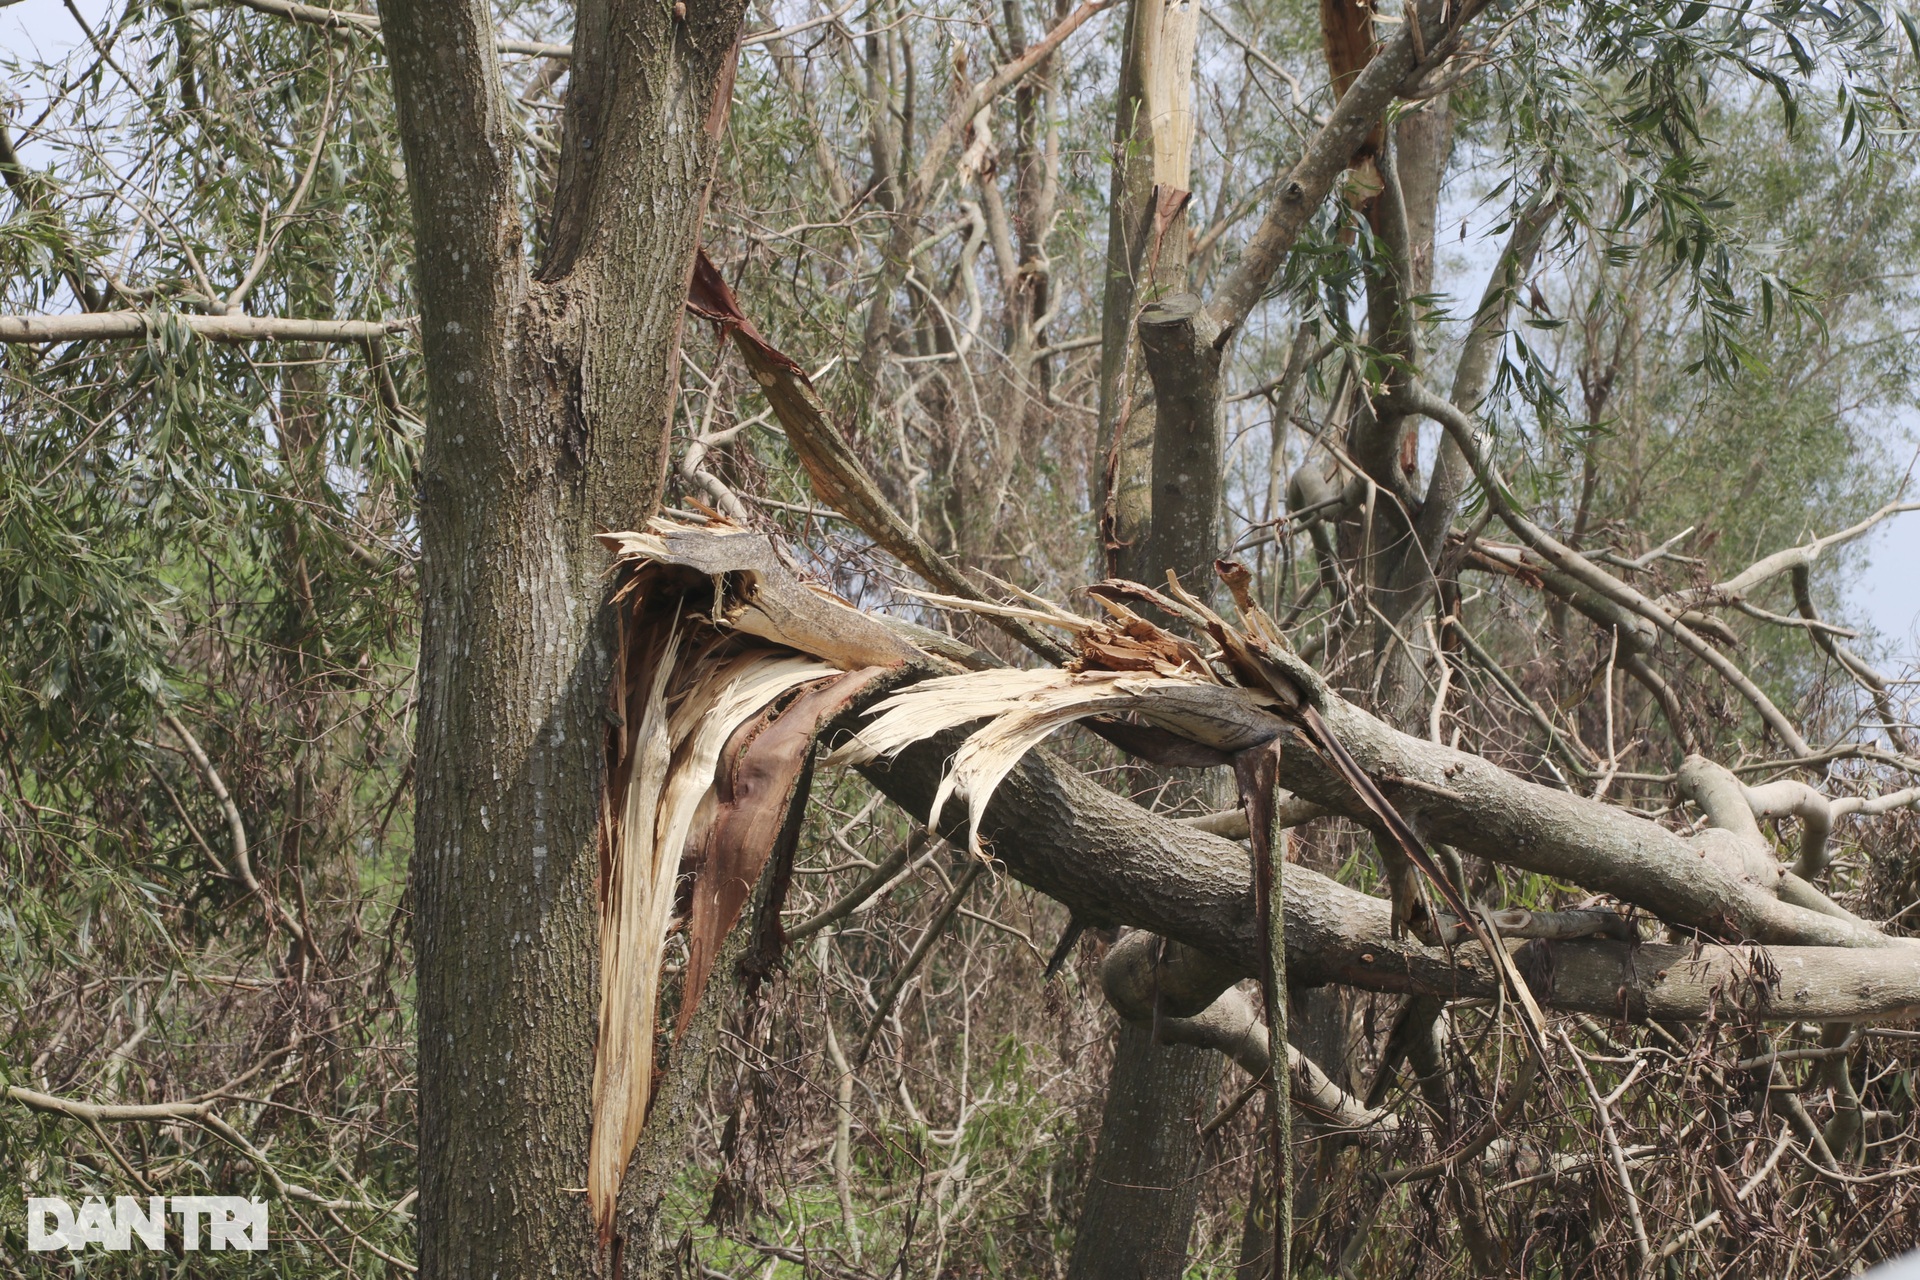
[0,312,407,344]
[1408,383,1814,756]
[611,524,1920,1023]
[1205,0,1488,337]
[6,1086,395,1216]
[199,0,864,58]
[1665,500,1920,608]
[191,0,566,55]
[161,712,308,948]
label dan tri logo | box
[25,1196,269,1252]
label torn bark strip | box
[586,545,883,1245]
[675,664,891,1039]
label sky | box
[2,0,105,60]
[1851,514,1920,653]
[6,0,1918,660]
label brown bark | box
[376,0,747,1273]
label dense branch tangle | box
[645,0,1920,1266]
[602,504,1920,1268]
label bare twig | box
[1559,1028,1649,1267]
[855,860,985,1064]
[160,712,306,948]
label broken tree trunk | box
[377,0,751,1272]
[1079,11,1227,1265]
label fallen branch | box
[601,521,1920,1022]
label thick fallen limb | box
[606,523,1920,1020]
[849,662,1889,947]
[856,733,1920,1021]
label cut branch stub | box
[1137,292,1226,594]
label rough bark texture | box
[1139,291,1226,593]
[377,0,748,1273]
[1064,1023,1220,1280]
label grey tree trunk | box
[376,2,748,1274]
[1073,5,1228,1265]
[1065,1023,1221,1280]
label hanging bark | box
[587,612,843,1241]
[587,548,890,1246]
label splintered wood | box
[586,529,885,1243]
